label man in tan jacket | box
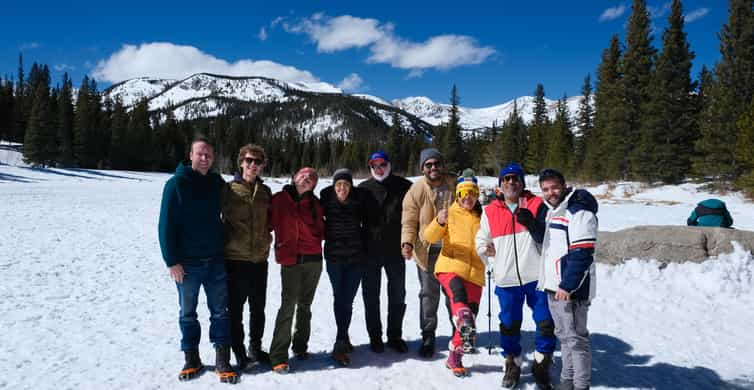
[401,148,457,357]
[222,144,273,371]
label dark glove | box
[515,208,535,231]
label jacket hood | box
[551,188,598,214]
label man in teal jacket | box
[158,138,237,383]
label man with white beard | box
[358,151,412,353]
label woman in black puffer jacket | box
[320,168,371,366]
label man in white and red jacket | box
[475,162,555,389]
[536,168,598,390]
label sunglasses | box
[501,175,521,183]
[424,161,442,169]
[457,188,480,199]
[243,157,264,166]
[371,162,388,169]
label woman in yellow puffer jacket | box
[421,168,485,377]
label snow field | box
[0,164,753,389]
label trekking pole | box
[487,269,494,355]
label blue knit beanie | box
[499,162,525,187]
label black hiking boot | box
[248,343,271,365]
[387,338,409,353]
[418,333,435,358]
[215,345,239,384]
[369,335,385,353]
[178,349,203,381]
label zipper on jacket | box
[510,205,524,287]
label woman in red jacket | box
[268,167,325,374]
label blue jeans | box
[326,261,366,342]
[495,281,556,357]
[361,255,406,340]
[176,259,231,351]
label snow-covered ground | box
[1,159,753,389]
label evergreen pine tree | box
[23,76,53,165]
[574,74,594,178]
[622,0,656,179]
[0,78,14,143]
[386,111,403,171]
[57,73,75,166]
[594,34,625,180]
[735,99,754,196]
[442,84,463,173]
[635,0,696,183]
[109,98,129,169]
[545,96,574,173]
[525,83,549,172]
[127,99,151,170]
[73,76,92,167]
[694,0,754,182]
[13,54,25,142]
[499,100,526,165]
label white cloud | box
[685,7,709,23]
[92,42,326,86]
[53,64,75,72]
[258,27,268,41]
[599,5,626,22]
[369,34,494,70]
[19,42,40,50]
[286,14,384,52]
[337,73,363,91]
[283,14,495,72]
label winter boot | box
[215,345,239,384]
[446,343,467,377]
[501,355,522,389]
[232,345,253,372]
[454,308,476,353]
[532,351,553,390]
[418,332,436,358]
[369,335,385,353]
[248,343,271,365]
[332,340,351,366]
[387,338,409,353]
[178,349,203,381]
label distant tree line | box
[0,0,752,196]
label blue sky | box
[0,0,726,107]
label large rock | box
[596,226,754,264]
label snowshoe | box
[178,350,203,381]
[455,308,477,353]
[272,363,290,374]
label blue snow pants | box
[495,281,556,357]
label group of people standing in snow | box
[158,137,598,390]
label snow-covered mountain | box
[103,73,432,139]
[392,95,584,130]
[103,73,586,137]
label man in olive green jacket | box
[222,144,273,370]
[401,148,457,357]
